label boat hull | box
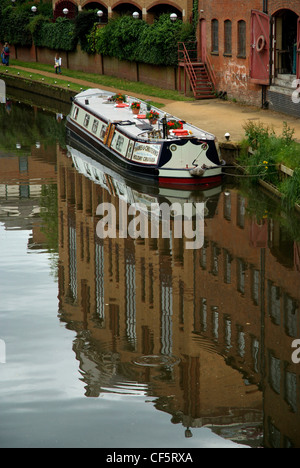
[66,117,222,188]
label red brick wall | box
[200,0,263,105]
[200,0,300,106]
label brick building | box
[51,0,193,22]
[196,0,300,115]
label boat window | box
[92,119,99,134]
[84,114,90,128]
[116,135,124,152]
[100,124,107,141]
[73,107,79,120]
[126,141,134,159]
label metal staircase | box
[178,42,216,100]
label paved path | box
[12,65,300,142]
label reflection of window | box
[237,258,247,294]
[211,243,221,276]
[212,307,219,340]
[251,268,260,305]
[269,352,281,394]
[224,249,232,284]
[224,20,232,55]
[161,272,173,355]
[284,294,298,337]
[285,368,297,413]
[237,20,246,57]
[84,113,90,127]
[268,418,281,448]
[268,281,281,325]
[237,195,245,228]
[224,192,231,220]
[125,249,136,349]
[200,240,208,269]
[237,326,245,357]
[252,337,259,373]
[95,240,105,321]
[211,19,219,53]
[224,316,231,349]
[201,298,207,332]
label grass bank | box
[238,121,300,210]
[5,59,193,107]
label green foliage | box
[238,120,300,209]
[89,14,194,66]
[92,15,148,61]
[33,17,77,51]
[0,0,52,46]
[280,168,300,210]
[0,5,32,46]
[73,10,98,52]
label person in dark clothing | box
[2,43,10,66]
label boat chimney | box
[85,99,89,105]
[162,113,168,139]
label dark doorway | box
[274,9,298,74]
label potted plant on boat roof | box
[146,110,160,124]
[131,101,141,114]
[110,93,127,103]
[167,120,183,130]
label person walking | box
[2,43,10,66]
[54,53,62,74]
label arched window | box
[211,19,219,53]
[224,20,232,55]
[238,20,246,57]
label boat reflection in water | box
[57,139,300,448]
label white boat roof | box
[74,88,215,141]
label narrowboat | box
[66,89,225,188]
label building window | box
[211,19,219,53]
[224,20,232,55]
[238,20,246,58]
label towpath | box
[11,65,300,143]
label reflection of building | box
[57,144,300,447]
[0,146,57,245]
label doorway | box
[273,9,298,75]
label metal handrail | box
[178,42,198,94]
[178,42,216,92]
[204,54,216,88]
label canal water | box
[0,93,299,449]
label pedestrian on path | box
[2,43,10,66]
[54,53,62,74]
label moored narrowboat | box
[66,89,225,188]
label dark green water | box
[0,94,299,449]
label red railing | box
[178,42,198,95]
[178,41,216,92]
[204,53,216,89]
